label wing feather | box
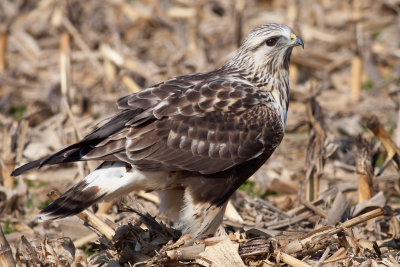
[12,74,284,177]
[117,79,282,174]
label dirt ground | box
[0,0,400,266]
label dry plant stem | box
[325,247,346,263]
[286,0,300,91]
[1,127,14,189]
[166,244,205,261]
[366,115,400,172]
[97,201,114,214]
[356,136,373,202]
[234,0,246,47]
[264,214,309,230]
[300,198,328,218]
[0,224,16,267]
[286,0,299,28]
[304,97,326,202]
[60,33,71,105]
[397,107,400,145]
[283,208,385,255]
[0,32,6,72]
[103,56,116,82]
[136,191,160,204]
[60,35,87,179]
[48,191,115,240]
[117,2,151,21]
[275,250,312,267]
[324,256,348,264]
[189,3,201,54]
[392,216,400,237]
[16,120,28,164]
[351,0,362,102]
[121,74,141,93]
[63,96,86,179]
[287,197,326,217]
[350,56,362,102]
[315,247,330,267]
[166,7,196,19]
[0,162,14,189]
[100,44,150,81]
[73,232,98,248]
[59,33,96,173]
[62,17,103,71]
[59,34,81,139]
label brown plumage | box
[11,23,303,237]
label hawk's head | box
[226,23,303,75]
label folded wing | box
[12,75,282,176]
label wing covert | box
[118,79,283,174]
[74,77,283,175]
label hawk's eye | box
[265,37,278,47]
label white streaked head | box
[225,23,303,73]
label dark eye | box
[265,37,278,47]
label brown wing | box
[84,78,282,174]
[12,75,283,176]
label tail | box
[11,109,138,176]
[11,158,46,176]
[38,161,165,220]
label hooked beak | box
[280,33,304,50]
[290,33,304,49]
[292,36,304,49]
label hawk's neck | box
[219,66,290,129]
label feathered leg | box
[158,189,185,223]
[177,188,228,238]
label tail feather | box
[38,179,106,221]
[11,158,45,176]
[11,145,83,176]
[11,109,138,176]
[38,161,167,221]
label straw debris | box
[1,0,400,266]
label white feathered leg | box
[177,188,228,238]
[158,189,185,223]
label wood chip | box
[196,237,245,267]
